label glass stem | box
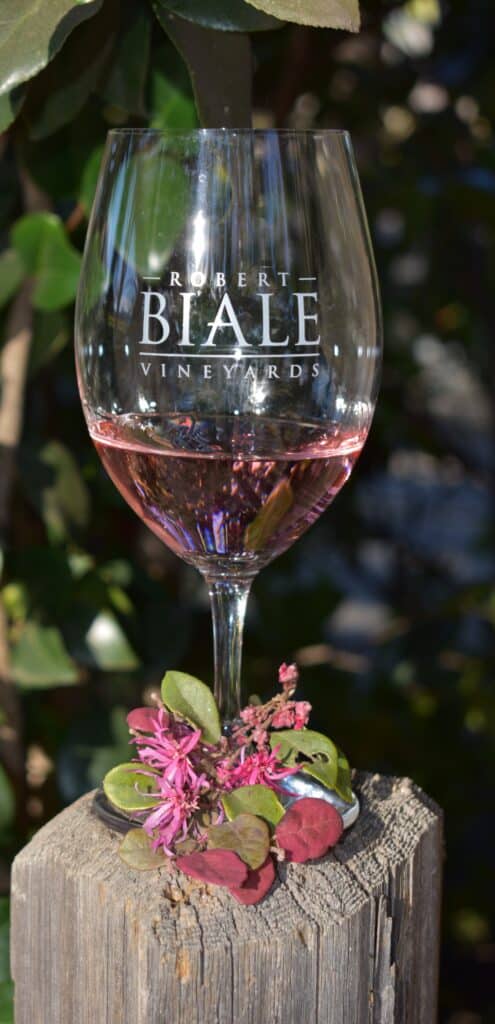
[205,576,252,723]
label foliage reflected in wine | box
[91,415,366,575]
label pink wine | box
[91,415,366,575]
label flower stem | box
[204,576,252,724]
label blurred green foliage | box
[0,899,12,1024]
[0,1,494,1021]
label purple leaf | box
[207,812,270,870]
[229,855,276,905]
[176,849,248,887]
[127,707,162,732]
[275,798,343,863]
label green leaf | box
[153,0,282,31]
[11,622,78,689]
[24,6,115,141]
[83,609,139,672]
[0,767,14,831]
[119,829,168,871]
[161,670,221,745]
[243,0,360,30]
[11,213,81,311]
[244,480,293,551]
[149,70,198,131]
[0,899,10,984]
[103,762,160,812]
[208,812,270,870]
[0,249,24,309]
[271,728,338,766]
[222,784,285,827]
[0,904,13,1022]
[0,0,103,96]
[1,583,29,624]
[19,440,90,541]
[99,1,151,120]
[111,150,190,277]
[271,729,339,788]
[0,981,13,1023]
[302,760,338,790]
[335,750,353,803]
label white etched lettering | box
[140,291,170,345]
[204,292,250,348]
[178,292,194,347]
[294,292,320,346]
[258,293,289,347]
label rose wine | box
[91,415,366,575]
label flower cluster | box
[128,710,210,854]
[232,663,311,751]
[216,747,297,791]
[104,662,350,905]
[126,665,307,856]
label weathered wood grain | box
[10,773,443,1024]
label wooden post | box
[10,773,442,1024]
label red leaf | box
[275,798,343,863]
[176,850,248,887]
[229,855,276,905]
[127,707,162,732]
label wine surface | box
[91,415,365,576]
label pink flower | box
[134,721,203,789]
[278,663,299,693]
[271,706,295,729]
[239,705,260,726]
[217,747,297,791]
[252,725,269,750]
[294,701,311,730]
[142,777,205,855]
[271,699,311,730]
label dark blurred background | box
[0,1,494,1021]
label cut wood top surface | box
[12,771,441,945]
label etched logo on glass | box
[138,269,322,382]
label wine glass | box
[75,129,381,723]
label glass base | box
[92,789,141,834]
[279,773,360,830]
[93,776,360,836]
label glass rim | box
[107,127,351,139]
